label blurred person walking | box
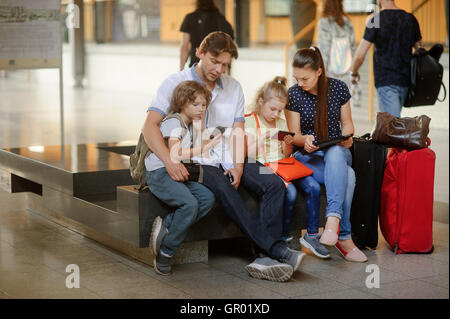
[317,0,356,85]
[179,0,234,70]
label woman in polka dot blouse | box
[285,47,367,263]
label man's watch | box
[350,71,359,77]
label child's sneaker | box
[282,235,294,243]
[300,234,330,259]
[150,216,168,256]
[154,253,172,276]
[279,247,306,272]
[150,216,171,275]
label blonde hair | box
[252,76,288,114]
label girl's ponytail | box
[252,76,289,113]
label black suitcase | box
[350,134,387,249]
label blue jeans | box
[283,183,298,239]
[377,85,409,117]
[200,159,288,260]
[293,145,355,240]
[146,168,215,256]
[282,179,321,239]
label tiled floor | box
[0,188,448,299]
[0,60,448,299]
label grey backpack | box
[129,113,186,190]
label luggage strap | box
[437,82,447,102]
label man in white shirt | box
[142,32,305,282]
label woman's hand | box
[338,136,353,149]
[304,135,319,153]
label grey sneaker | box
[300,235,331,259]
[150,216,168,256]
[279,247,306,272]
[245,257,293,282]
[154,253,172,276]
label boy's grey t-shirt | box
[145,117,192,172]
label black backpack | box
[404,45,446,107]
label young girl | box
[146,80,222,276]
[244,76,330,259]
[285,46,367,263]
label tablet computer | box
[301,134,353,155]
[315,133,353,149]
[271,130,295,141]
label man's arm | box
[225,121,245,189]
[142,110,189,181]
[180,32,190,71]
[351,39,372,84]
[170,134,222,161]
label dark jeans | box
[201,159,288,260]
[282,178,321,239]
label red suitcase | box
[379,141,435,254]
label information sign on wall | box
[0,0,61,69]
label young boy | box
[146,80,221,275]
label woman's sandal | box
[335,242,368,263]
[319,229,338,246]
[319,223,340,246]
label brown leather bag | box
[372,112,431,150]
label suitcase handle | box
[387,138,432,161]
[387,148,405,161]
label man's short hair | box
[198,31,238,59]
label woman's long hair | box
[322,0,346,27]
[196,0,220,12]
[292,47,329,141]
